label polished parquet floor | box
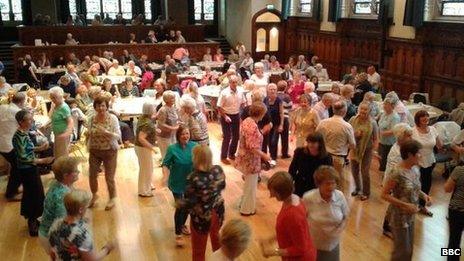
[0,122,461,261]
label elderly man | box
[176,30,186,43]
[58,75,76,98]
[367,65,381,90]
[0,93,26,200]
[64,33,78,45]
[314,63,329,81]
[145,30,158,44]
[217,75,245,164]
[107,60,125,76]
[316,101,356,191]
[65,64,81,86]
[126,61,142,77]
[295,55,307,70]
[120,49,137,64]
[342,66,358,84]
[172,47,189,61]
[312,93,333,120]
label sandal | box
[351,191,360,196]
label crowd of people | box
[2,41,464,261]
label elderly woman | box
[304,81,319,107]
[39,156,81,253]
[236,102,271,216]
[363,91,380,119]
[214,48,224,62]
[119,77,140,97]
[295,55,307,70]
[87,96,121,210]
[183,145,226,260]
[263,83,284,166]
[49,87,73,158]
[382,123,414,238]
[385,91,414,126]
[108,60,125,76]
[152,78,166,107]
[162,127,196,246]
[314,64,329,81]
[183,81,206,116]
[303,166,349,261]
[270,55,280,70]
[75,85,93,114]
[349,101,378,201]
[135,102,158,197]
[290,94,320,148]
[13,109,53,236]
[378,97,401,172]
[340,84,357,121]
[331,83,341,101]
[157,90,180,159]
[250,62,269,94]
[203,47,213,62]
[102,78,119,98]
[260,171,317,260]
[200,66,217,86]
[353,72,373,106]
[288,70,305,104]
[211,219,252,260]
[289,132,333,197]
[412,110,443,216]
[382,140,431,261]
[180,96,209,145]
[48,190,115,260]
[126,61,142,77]
[58,75,77,98]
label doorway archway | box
[252,8,283,61]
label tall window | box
[353,0,380,14]
[86,0,101,19]
[442,0,464,16]
[120,0,132,19]
[69,0,77,17]
[194,0,215,22]
[103,0,119,18]
[0,0,22,21]
[300,0,312,14]
[85,0,134,20]
[144,0,152,20]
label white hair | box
[49,86,64,98]
[251,89,264,102]
[304,81,315,92]
[162,90,176,102]
[393,123,413,140]
[315,63,323,69]
[254,62,264,69]
[181,96,197,110]
[142,102,155,116]
[243,80,255,91]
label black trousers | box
[0,150,21,199]
[448,208,464,261]
[419,164,435,207]
[220,113,240,160]
[278,118,290,157]
[172,192,188,235]
[378,143,392,172]
[19,166,44,219]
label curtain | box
[281,0,291,20]
[187,0,195,24]
[58,0,71,24]
[327,0,341,22]
[21,0,33,25]
[132,0,144,18]
[151,0,163,21]
[76,0,86,17]
[403,0,425,27]
[378,0,391,25]
[313,0,322,21]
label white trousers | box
[240,174,259,215]
[54,135,70,159]
[157,136,176,160]
[135,146,154,195]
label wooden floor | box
[0,122,461,261]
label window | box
[86,0,101,19]
[144,0,152,20]
[194,0,215,22]
[120,0,132,19]
[69,0,77,17]
[353,0,380,14]
[103,0,119,18]
[0,0,22,21]
[442,1,464,16]
[300,0,312,14]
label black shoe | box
[28,219,39,237]
[351,191,360,196]
[281,154,291,159]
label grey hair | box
[142,102,155,116]
[358,101,372,113]
[304,81,315,92]
[180,96,197,110]
[243,80,255,91]
[49,86,64,97]
[254,62,264,69]
[332,100,347,116]
[385,91,399,105]
[392,123,413,140]
[162,90,176,102]
[341,84,354,96]
[251,89,264,102]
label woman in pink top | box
[288,71,305,104]
[260,171,317,261]
[214,49,224,62]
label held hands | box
[403,203,420,214]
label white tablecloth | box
[198,85,245,98]
[97,75,140,85]
[317,81,337,92]
[377,102,444,119]
[112,97,160,116]
[196,61,225,69]
[36,68,66,75]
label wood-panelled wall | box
[284,18,464,105]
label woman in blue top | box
[162,126,196,247]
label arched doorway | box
[252,8,283,61]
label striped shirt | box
[449,166,464,212]
[277,92,293,118]
[12,129,35,169]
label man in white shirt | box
[239,52,254,71]
[0,93,26,200]
[312,93,333,120]
[367,65,381,90]
[314,63,329,81]
[64,33,78,45]
[126,61,142,77]
[217,75,245,164]
[316,101,356,190]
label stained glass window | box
[442,1,464,16]
[0,0,10,21]
[194,0,215,22]
[11,0,21,21]
[0,0,22,21]
[86,0,101,19]
[353,0,379,14]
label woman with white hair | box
[243,79,256,106]
[157,90,180,159]
[304,81,319,107]
[385,91,414,126]
[314,63,329,81]
[250,62,269,95]
[135,102,158,197]
[180,96,209,145]
[378,97,401,172]
[49,86,73,158]
[295,55,307,70]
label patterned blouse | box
[235,117,263,174]
[12,130,35,169]
[291,107,320,148]
[184,165,226,233]
[39,181,70,237]
[135,115,157,147]
[157,105,179,138]
[183,111,209,144]
[120,86,140,97]
[387,166,421,228]
[87,113,121,150]
[49,218,93,260]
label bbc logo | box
[441,248,461,256]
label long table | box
[112,97,161,117]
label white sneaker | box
[105,198,116,211]
[269,160,277,167]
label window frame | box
[352,0,380,15]
[194,0,215,24]
[299,0,312,14]
[0,0,22,22]
[441,0,464,17]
